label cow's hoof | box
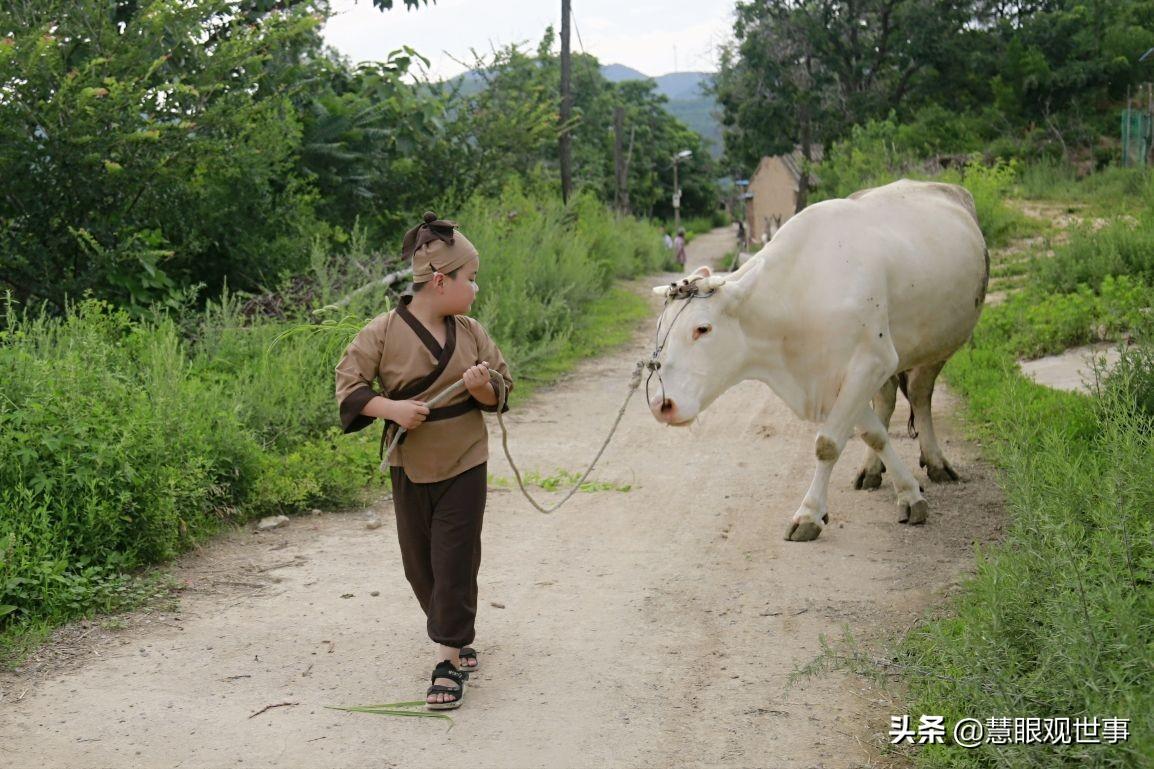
[784,513,828,542]
[926,462,960,483]
[853,469,884,490]
[898,499,929,525]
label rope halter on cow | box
[646,273,721,408]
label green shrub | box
[455,183,666,367]
[1018,158,1080,200]
[938,159,1038,248]
[906,340,1154,767]
[1101,333,1154,421]
[0,188,667,644]
[1036,219,1154,295]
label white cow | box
[648,179,988,542]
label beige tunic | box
[334,300,513,483]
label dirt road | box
[0,228,1004,769]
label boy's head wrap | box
[402,211,478,284]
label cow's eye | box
[693,324,712,340]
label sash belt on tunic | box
[380,399,481,459]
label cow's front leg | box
[784,443,839,542]
[853,376,897,490]
[786,354,896,542]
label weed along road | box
[0,229,1005,769]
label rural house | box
[745,146,823,244]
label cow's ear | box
[691,265,712,279]
[719,258,762,312]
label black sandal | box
[426,660,466,711]
[459,646,479,672]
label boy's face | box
[435,255,480,315]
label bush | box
[1018,158,1080,200]
[1035,219,1154,295]
[1101,331,1154,420]
[939,159,1038,248]
[0,296,381,634]
[454,183,666,367]
[0,188,667,641]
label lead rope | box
[383,280,706,515]
[384,363,646,515]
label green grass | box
[990,260,1031,280]
[1017,161,1154,217]
[889,210,1154,765]
[1034,218,1154,296]
[489,468,633,493]
[898,335,1154,768]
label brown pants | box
[389,462,486,648]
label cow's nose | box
[649,394,677,422]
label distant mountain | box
[601,63,649,83]
[443,64,723,157]
[606,68,720,156]
[652,71,713,101]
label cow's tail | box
[897,371,918,439]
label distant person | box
[673,227,687,267]
[662,227,674,251]
[736,220,746,248]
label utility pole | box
[613,106,629,215]
[672,149,691,231]
[559,0,573,204]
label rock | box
[370,591,380,597]
[310,508,322,517]
[364,517,382,530]
[256,515,290,531]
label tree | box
[714,0,973,174]
[0,0,329,309]
[296,49,468,239]
[451,32,719,219]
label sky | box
[321,0,738,81]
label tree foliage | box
[0,5,718,312]
[453,30,718,220]
[0,0,324,310]
[715,0,1154,175]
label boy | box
[335,212,513,710]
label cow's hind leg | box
[857,408,928,525]
[787,352,901,542]
[853,376,897,490]
[907,360,960,483]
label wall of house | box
[746,156,798,244]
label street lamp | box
[672,149,692,231]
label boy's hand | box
[390,400,429,430]
[463,361,491,395]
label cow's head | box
[648,261,763,425]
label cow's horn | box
[701,276,727,291]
